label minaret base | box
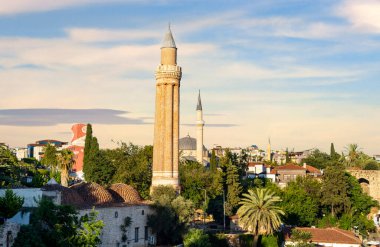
[151,176,180,194]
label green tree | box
[41,143,58,173]
[237,188,284,247]
[58,149,75,187]
[0,145,22,186]
[282,179,319,226]
[321,163,350,216]
[111,143,153,199]
[363,160,379,170]
[225,163,242,216]
[13,198,104,247]
[285,148,290,163]
[288,229,315,247]
[183,229,211,247]
[180,160,222,207]
[72,209,104,246]
[0,189,24,219]
[330,143,340,161]
[210,149,217,171]
[83,123,96,182]
[147,185,193,245]
[87,149,116,186]
[301,149,331,170]
[83,123,93,171]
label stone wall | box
[347,169,380,202]
[79,204,153,247]
[0,221,20,247]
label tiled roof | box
[70,182,114,205]
[277,163,306,170]
[284,227,361,245]
[42,183,85,207]
[42,182,147,209]
[305,164,321,174]
[248,162,264,167]
[108,183,142,204]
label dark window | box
[115,211,118,218]
[135,227,139,242]
[142,210,144,215]
[145,226,149,240]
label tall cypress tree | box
[210,150,217,171]
[285,148,290,163]
[225,163,242,216]
[83,124,93,181]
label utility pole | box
[223,189,225,231]
[203,189,207,227]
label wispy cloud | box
[0,0,152,15]
[66,28,162,43]
[182,123,237,128]
[0,109,145,126]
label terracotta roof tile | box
[305,164,321,174]
[108,183,142,204]
[284,227,361,245]
[70,182,115,205]
[277,163,306,170]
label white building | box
[13,147,28,160]
[246,162,276,182]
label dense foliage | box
[147,185,194,245]
[13,198,104,247]
[83,136,153,198]
[183,229,211,247]
[0,189,24,219]
[0,145,53,187]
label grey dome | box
[179,135,207,151]
[179,135,196,150]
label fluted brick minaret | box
[196,90,204,164]
[151,26,182,191]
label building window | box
[135,227,139,242]
[115,211,118,218]
[145,226,149,240]
[142,210,144,215]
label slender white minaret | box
[266,137,271,162]
[196,90,204,164]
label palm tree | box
[58,149,75,187]
[346,143,360,166]
[237,188,284,247]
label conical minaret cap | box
[161,24,176,48]
[196,90,202,111]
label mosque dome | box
[108,183,142,204]
[70,182,114,205]
[179,135,197,150]
[179,134,207,151]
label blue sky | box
[0,0,379,154]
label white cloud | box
[338,0,380,33]
[66,28,162,43]
[0,0,150,15]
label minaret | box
[266,138,271,162]
[151,26,182,191]
[196,90,204,164]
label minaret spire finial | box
[162,23,176,48]
[196,90,202,111]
